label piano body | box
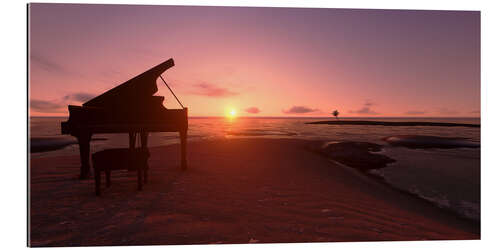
[61,58,188,179]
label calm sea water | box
[29,116,480,221]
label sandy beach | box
[29,138,479,246]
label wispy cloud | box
[350,107,379,115]
[30,99,65,113]
[63,92,95,102]
[245,107,261,114]
[283,105,319,114]
[349,100,379,115]
[189,82,239,98]
[364,100,375,107]
[31,92,96,114]
[30,52,68,74]
[405,110,427,115]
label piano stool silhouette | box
[92,148,150,196]
[61,58,188,179]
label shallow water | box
[29,116,480,221]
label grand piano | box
[61,58,188,179]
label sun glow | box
[226,108,237,118]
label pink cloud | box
[349,100,379,115]
[30,99,65,113]
[283,106,319,114]
[189,82,238,98]
[245,107,260,114]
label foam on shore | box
[383,135,479,149]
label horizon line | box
[28,115,481,119]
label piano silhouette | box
[61,58,188,179]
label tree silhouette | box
[332,110,339,120]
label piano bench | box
[91,148,150,196]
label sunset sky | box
[29,3,480,117]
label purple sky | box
[29,4,480,117]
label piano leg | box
[140,132,148,148]
[77,133,92,179]
[129,132,137,149]
[180,129,187,170]
[140,132,149,183]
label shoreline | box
[306,139,479,222]
[306,120,480,127]
[29,138,479,246]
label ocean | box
[29,116,480,221]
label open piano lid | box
[83,58,175,108]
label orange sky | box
[29,4,480,117]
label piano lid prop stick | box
[159,75,185,109]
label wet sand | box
[29,138,479,246]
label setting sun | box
[227,108,237,118]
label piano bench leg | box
[137,169,143,191]
[94,169,101,196]
[105,170,111,187]
[80,167,91,180]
